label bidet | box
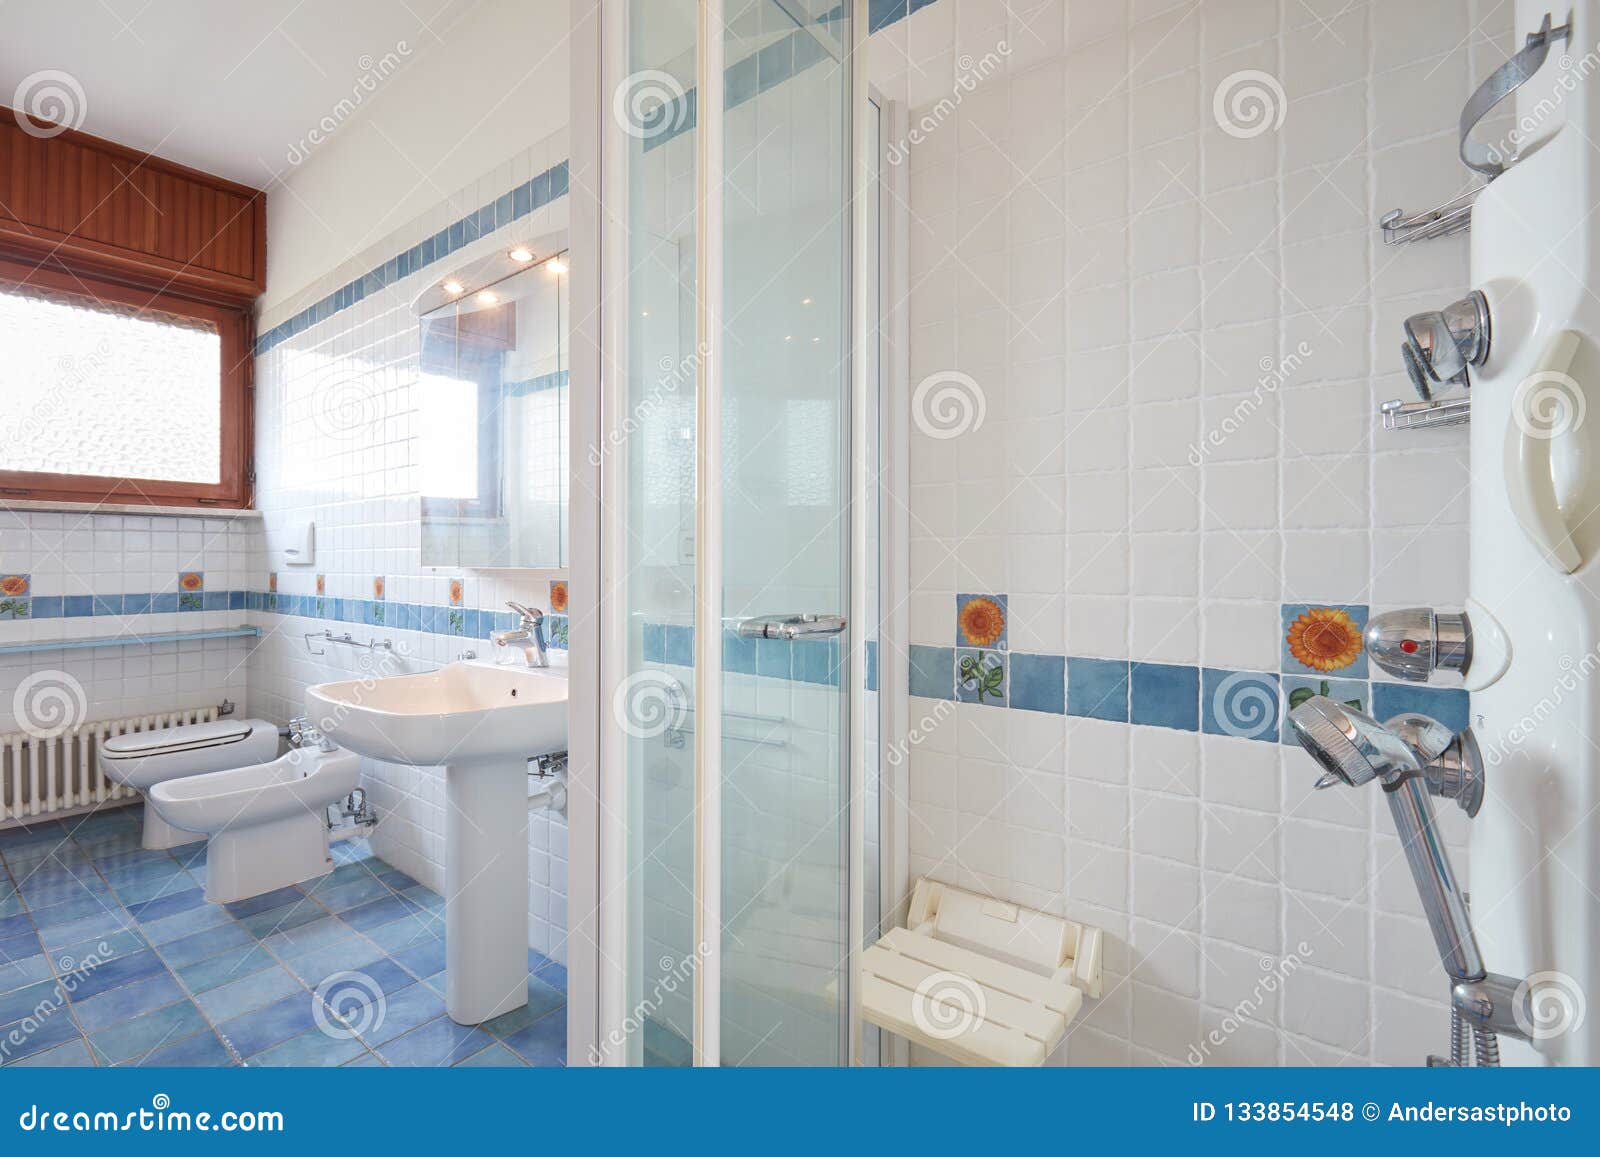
[1289,697,1531,1065]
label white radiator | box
[0,706,221,826]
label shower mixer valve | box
[1365,607,1472,683]
[1289,697,1534,1065]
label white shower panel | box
[1468,0,1600,1067]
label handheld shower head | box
[1290,696,1486,984]
[1288,697,1425,788]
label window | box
[0,260,252,508]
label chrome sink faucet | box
[492,601,548,668]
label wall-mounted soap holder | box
[1381,396,1471,430]
[304,630,395,657]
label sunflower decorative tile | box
[0,574,30,620]
[178,571,204,611]
[1280,603,1368,678]
[956,594,1007,651]
[549,580,568,613]
[449,578,464,607]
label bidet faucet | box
[1289,697,1531,1064]
[492,601,548,667]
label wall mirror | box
[417,241,568,568]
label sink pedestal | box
[444,757,530,1024]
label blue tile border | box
[1130,662,1199,732]
[1371,681,1470,734]
[255,160,570,356]
[1067,658,1129,723]
[1009,653,1064,714]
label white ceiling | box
[0,0,482,188]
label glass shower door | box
[717,2,855,1066]
[603,0,862,1067]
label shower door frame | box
[573,0,908,1067]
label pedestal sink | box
[305,659,566,1025]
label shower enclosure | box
[570,0,897,1065]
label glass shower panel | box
[718,0,853,1066]
[619,0,699,1069]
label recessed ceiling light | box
[476,290,498,305]
[545,257,569,275]
[802,297,813,306]
[442,280,464,295]
[508,246,535,263]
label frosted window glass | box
[0,286,221,483]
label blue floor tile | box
[138,903,231,945]
[237,899,325,940]
[223,886,305,919]
[217,992,319,1058]
[250,1028,367,1068]
[174,943,275,993]
[60,948,169,1003]
[502,1008,565,1066]
[8,1037,92,1066]
[0,978,65,1026]
[455,1041,526,1067]
[0,1006,81,1064]
[125,887,208,924]
[38,912,135,953]
[194,964,302,1023]
[1,931,43,964]
[377,1015,494,1067]
[132,1028,235,1068]
[338,894,422,933]
[364,983,447,1046]
[72,971,184,1032]
[0,953,53,995]
[89,1000,207,1065]
[158,922,254,969]
[363,913,442,955]
[391,939,447,980]
[262,916,364,960]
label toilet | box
[98,718,280,850]
[147,744,363,904]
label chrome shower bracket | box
[1460,12,1573,178]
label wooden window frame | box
[0,257,253,509]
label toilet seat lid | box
[100,718,267,760]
